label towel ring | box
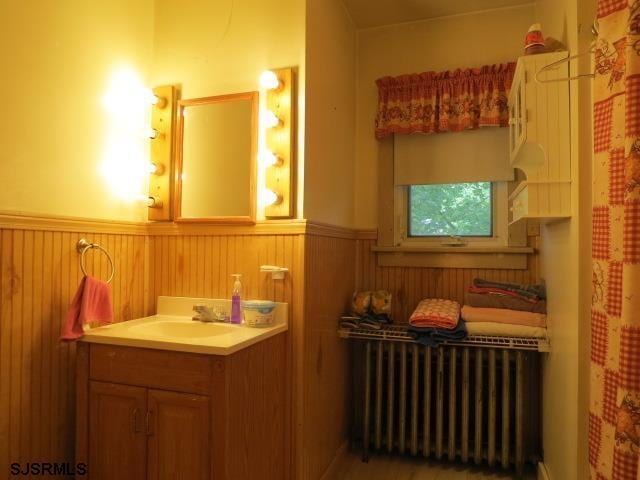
[76,238,115,284]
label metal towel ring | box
[76,238,115,284]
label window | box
[394,181,508,246]
[408,182,493,237]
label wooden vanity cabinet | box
[88,382,147,480]
[76,333,287,480]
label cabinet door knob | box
[145,411,154,436]
[132,408,141,434]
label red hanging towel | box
[60,276,114,341]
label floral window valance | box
[374,62,516,139]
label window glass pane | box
[409,182,492,237]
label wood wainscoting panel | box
[146,233,302,318]
[146,232,303,479]
[356,237,540,323]
[0,227,148,475]
[302,234,356,480]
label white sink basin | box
[129,321,234,339]
[80,296,288,356]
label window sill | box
[372,245,534,269]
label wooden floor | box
[327,452,537,480]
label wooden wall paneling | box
[0,225,150,478]
[302,234,356,480]
[354,238,540,323]
[75,342,89,467]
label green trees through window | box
[409,182,492,237]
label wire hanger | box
[534,49,596,84]
[534,18,600,84]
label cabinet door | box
[89,381,147,480]
[147,389,211,480]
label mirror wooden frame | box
[174,91,258,224]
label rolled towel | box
[465,291,546,313]
[465,321,547,338]
[461,305,546,328]
[410,299,460,330]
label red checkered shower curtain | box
[589,1,640,479]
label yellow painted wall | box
[152,0,306,220]
[354,5,535,229]
[535,1,595,479]
[304,0,357,228]
[0,0,155,222]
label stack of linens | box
[462,278,547,338]
[408,299,467,347]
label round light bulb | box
[262,110,280,129]
[147,128,159,139]
[259,70,280,90]
[260,189,281,206]
[148,162,165,175]
[260,150,280,167]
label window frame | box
[394,182,509,247]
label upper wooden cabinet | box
[76,334,287,480]
[507,52,571,225]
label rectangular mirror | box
[175,92,257,223]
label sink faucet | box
[192,304,230,323]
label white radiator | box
[354,340,542,475]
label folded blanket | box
[468,285,539,303]
[409,299,460,330]
[461,305,546,328]
[472,278,546,300]
[466,321,547,338]
[408,320,467,347]
[465,291,547,313]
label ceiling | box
[342,0,534,29]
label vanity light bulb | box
[260,189,282,206]
[147,128,159,139]
[259,70,280,90]
[148,162,165,175]
[145,89,167,108]
[261,150,280,167]
[146,196,163,208]
[262,110,280,129]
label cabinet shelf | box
[507,52,571,224]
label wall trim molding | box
[0,211,379,241]
[0,211,147,235]
[147,220,309,236]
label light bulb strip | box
[147,85,177,221]
[263,67,296,219]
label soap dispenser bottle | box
[230,274,243,324]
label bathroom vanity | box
[75,297,288,480]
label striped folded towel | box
[409,299,460,330]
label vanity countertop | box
[80,296,288,355]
